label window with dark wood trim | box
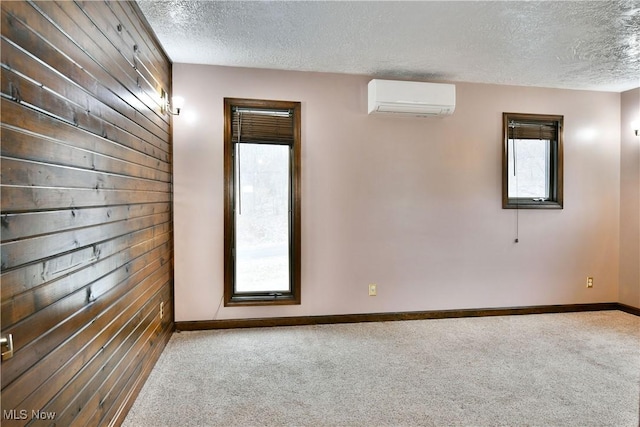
[502,112,563,209]
[224,98,301,306]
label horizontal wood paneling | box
[1,158,170,193]
[1,259,172,416]
[1,203,171,241]
[1,226,171,327]
[1,185,171,213]
[1,1,173,426]
[0,65,170,160]
[1,38,169,155]
[1,222,170,302]
[1,1,169,136]
[34,289,171,427]
[106,1,170,93]
[1,121,172,182]
[0,100,170,174]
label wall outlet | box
[160,301,164,319]
[586,277,593,288]
[368,284,377,296]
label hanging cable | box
[237,111,242,216]
[510,120,519,243]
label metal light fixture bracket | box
[160,89,182,116]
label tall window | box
[224,99,301,306]
[502,113,563,209]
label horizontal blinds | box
[232,109,294,144]
[508,120,558,140]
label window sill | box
[503,200,563,209]
[225,294,301,307]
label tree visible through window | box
[235,143,290,293]
[502,113,563,209]
[224,99,301,306]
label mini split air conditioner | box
[367,79,456,117]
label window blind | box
[508,120,558,140]
[232,109,294,145]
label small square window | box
[502,113,563,209]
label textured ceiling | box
[137,1,640,92]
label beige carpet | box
[124,311,640,426]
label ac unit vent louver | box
[367,79,456,117]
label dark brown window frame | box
[502,112,564,209]
[223,98,302,306]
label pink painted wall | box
[172,63,621,322]
[619,88,640,309]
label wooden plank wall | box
[1,1,173,425]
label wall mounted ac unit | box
[367,79,456,117]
